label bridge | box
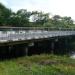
[0,27,75,58]
[0,27,75,43]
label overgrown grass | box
[0,54,75,75]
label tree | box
[0,3,12,26]
[31,11,50,26]
[52,15,61,21]
[52,15,62,28]
[61,17,74,28]
[16,9,31,27]
[0,3,75,28]
[8,9,31,27]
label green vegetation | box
[0,54,75,75]
[0,3,75,28]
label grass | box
[0,54,75,75]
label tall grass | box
[0,54,75,75]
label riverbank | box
[0,54,75,75]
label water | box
[70,51,75,59]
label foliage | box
[0,3,75,28]
[0,54,75,75]
[0,3,11,26]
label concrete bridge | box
[0,27,75,58]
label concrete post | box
[8,46,12,53]
[25,47,28,56]
[51,41,54,54]
[8,46,12,57]
[65,38,68,54]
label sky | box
[0,0,75,20]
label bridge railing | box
[0,27,75,42]
[0,27,75,31]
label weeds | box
[0,54,75,75]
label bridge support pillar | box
[8,46,13,58]
[65,38,68,54]
[8,46,12,53]
[24,47,28,56]
[51,41,54,54]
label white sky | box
[0,0,75,20]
